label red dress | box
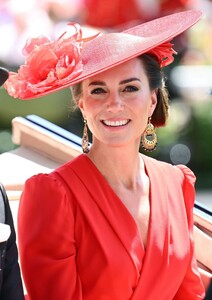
[18,154,205,299]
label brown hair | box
[139,54,169,127]
[71,54,169,127]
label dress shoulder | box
[142,154,196,211]
[21,169,77,220]
[174,165,196,225]
[175,164,196,187]
[24,172,67,197]
[142,154,196,186]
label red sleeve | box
[18,173,82,300]
[174,165,205,299]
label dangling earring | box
[82,118,90,153]
[141,117,157,152]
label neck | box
[87,141,144,190]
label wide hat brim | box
[0,67,9,87]
[7,10,202,99]
[80,9,202,80]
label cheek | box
[81,98,104,117]
[132,97,150,114]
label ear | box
[149,89,158,116]
[78,98,86,117]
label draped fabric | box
[18,154,205,299]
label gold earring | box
[82,118,90,153]
[141,117,157,152]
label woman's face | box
[78,57,157,148]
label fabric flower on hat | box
[5,23,98,99]
[147,41,177,67]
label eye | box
[123,85,139,93]
[90,87,106,95]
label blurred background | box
[0,0,211,206]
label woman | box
[4,10,205,299]
[0,68,25,300]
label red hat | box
[4,10,202,100]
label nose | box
[106,93,124,113]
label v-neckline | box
[82,153,153,254]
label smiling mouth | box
[102,120,130,127]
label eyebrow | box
[88,77,141,86]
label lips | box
[102,119,130,127]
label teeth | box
[103,120,129,127]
